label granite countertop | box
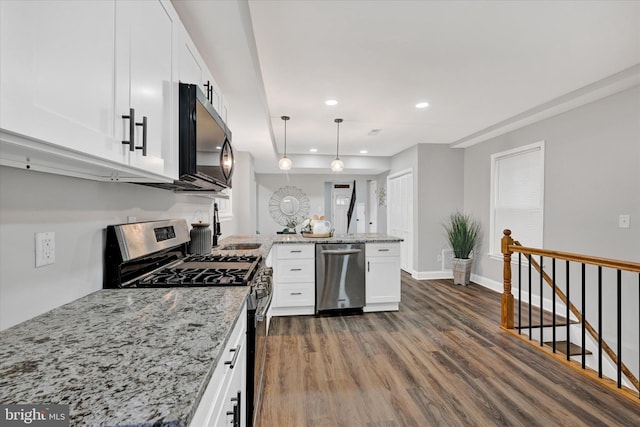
[271,232,403,244]
[0,287,248,427]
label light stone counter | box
[270,232,403,244]
[0,287,248,427]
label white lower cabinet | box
[191,302,246,427]
[365,243,401,312]
[270,244,315,316]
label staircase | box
[500,229,640,402]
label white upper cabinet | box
[115,0,177,176]
[178,24,222,115]
[0,1,122,164]
[0,0,180,181]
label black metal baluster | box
[617,269,622,388]
[598,266,602,378]
[518,253,522,334]
[528,254,532,340]
[566,260,570,361]
[552,258,556,353]
[581,263,586,369]
[540,255,544,346]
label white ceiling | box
[171,0,640,174]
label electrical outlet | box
[35,232,55,267]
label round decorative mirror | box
[269,186,310,227]
[280,196,300,216]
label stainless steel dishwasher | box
[315,243,365,313]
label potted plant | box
[444,212,480,286]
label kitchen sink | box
[220,243,262,251]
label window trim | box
[489,141,545,260]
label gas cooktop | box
[104,219,262,288]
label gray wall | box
[463,86,640,371]
[227,151,257,235]
[464,86,640,280]
[416,144,464,271]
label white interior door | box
[332,187,350,234]
[387,170,413,273]
[368,180,378,232]
[356,202,366,233]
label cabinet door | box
[115,0,174,176]
[0,0,123,164]
[366,256,401,304]
[210,330,246,427]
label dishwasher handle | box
[320,249,362,255]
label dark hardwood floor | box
[258,272,640,426]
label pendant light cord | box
[281,115,290,156]
[334,118,343,158]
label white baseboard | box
[410,270,453,280]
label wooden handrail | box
[507,245,640,273]
[501,229,640,394]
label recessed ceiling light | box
[325,99,338,106]
[309,148,318,153]
[368,129,382,136]
[416,102,429,109]
[360,150,368,154]
[216,146,222,149]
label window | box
[490,141,545,258]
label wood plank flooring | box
[258,272,640,426]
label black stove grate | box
[184,254,259,263]
[136,267,254,287]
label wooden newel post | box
[501,229,514,329]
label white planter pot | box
[452,258,473,286]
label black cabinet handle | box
[290,292,302,296]
[121,108,135,151]
[290,250,302,253]
[290,268,302,271]
[368,261,370,272]
[378,248,390,252]
[135,116,147,156]
[204,80,213,103]
[230,391,241,427]
[224,344,241,368]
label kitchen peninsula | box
[269,233,403,316]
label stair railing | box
[501,229,640,399]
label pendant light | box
[330,118,344,172]
[278,115,292,171]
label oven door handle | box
[255,292,272,322]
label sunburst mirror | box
[269,186,310,227]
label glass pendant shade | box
[330,158,344,172]
[279,155,292,171]
[279,115,292,171]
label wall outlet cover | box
[35,232,55,267]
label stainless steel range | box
[104,219,261,288]
[103,219,271,427]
